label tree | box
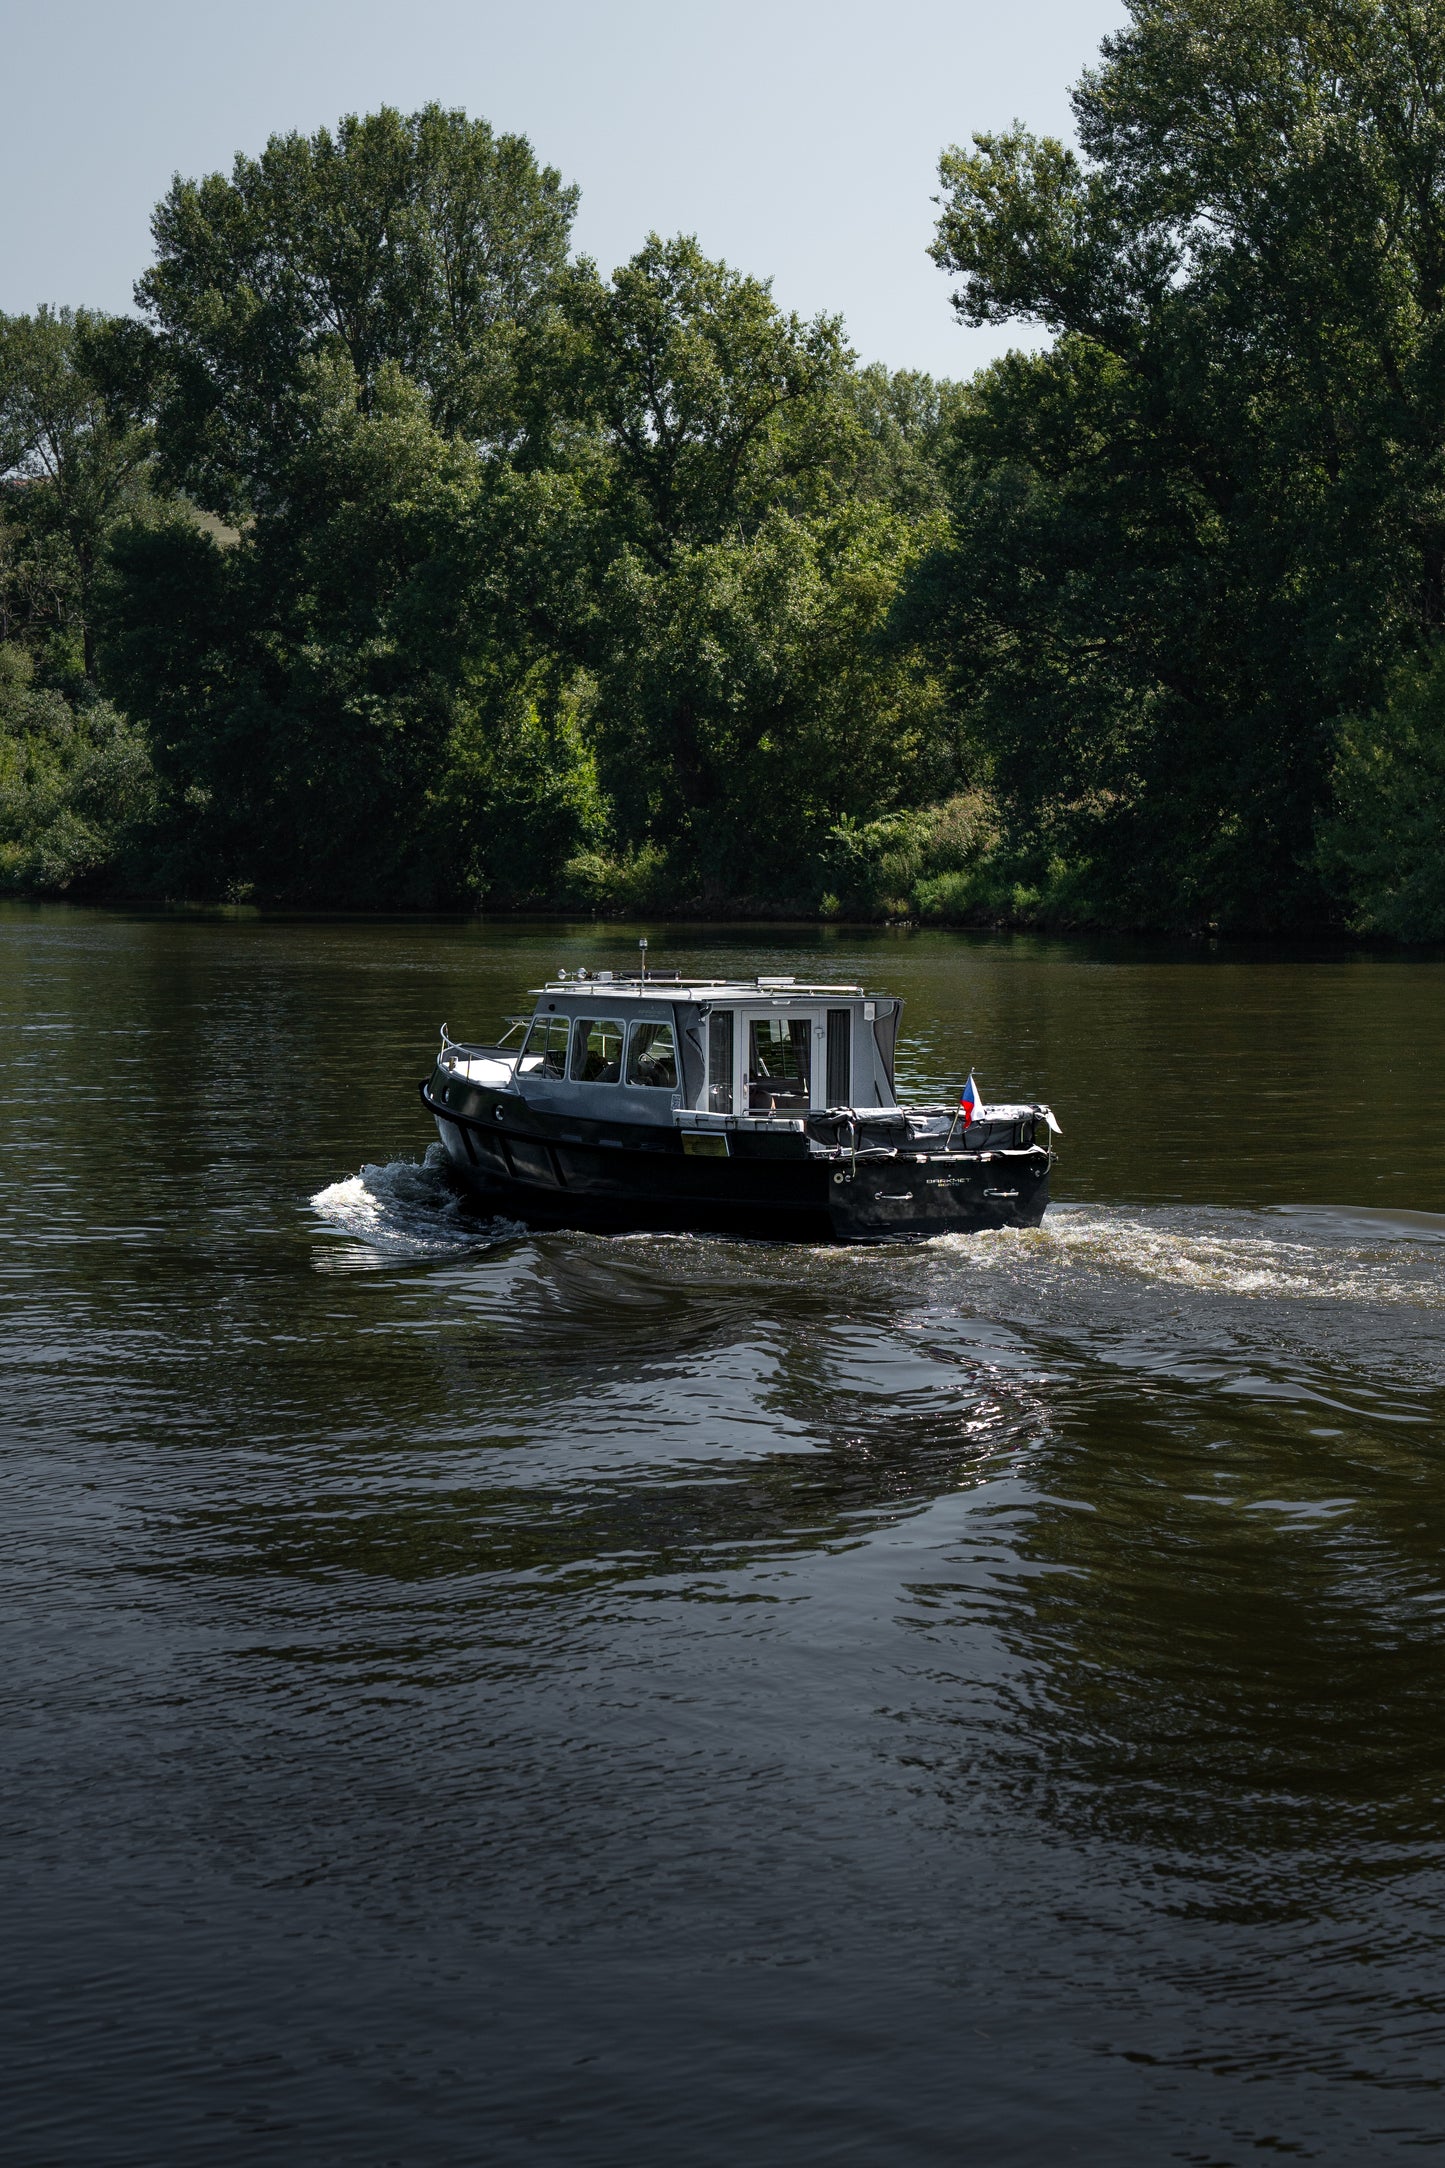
[586,503,951,906]
[841,363,963,519]
[546,235,954,902]
[921,0,1445,927]
[100,123,963,913]
[99,358,603,904]
[1321,649,1445,939]
[101,105,606,903]
[0,308,155,677]
[0,639,155,893]
[139,104,579,514]
[562,233,853,561]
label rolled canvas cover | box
[674,1004,707,1105]
[871,999,901,1090]
[826,1009,851,1106]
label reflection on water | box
[2,904,1445,2166]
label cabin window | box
[625,1020,679,1089]
[707,1010,734,1113]
[570,1017,625,1084]
[826,1010,851,1107]
[748,1016,810,1112]
[518,1015,570,1079]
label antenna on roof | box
[638,937,648,983]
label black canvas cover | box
[674,1004,707,1106]
[826,1009,851,1106]
[871,999,901,1089]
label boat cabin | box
[459,974,902,1125]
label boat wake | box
[932,1202,1445,1309]
[307,1152,1445,1313]
[308,1145,525,1267]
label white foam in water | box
[310,1146,520,1261]
[936,1204,1445,1308]
[306,1158,1444,1306]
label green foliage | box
[822,792,1001,919]
[438,676,609,907]
[101,361,603,905]
[19,49,1443,938]
[585,503,952,906]
[0,307,156,676]
[103,115,953,913]
[907,333,1330,925]
[521,237,955,906]
[560,233,853,559]
[0,642,155,892]
[841,365,964,518]
[1321,650,1445,941]
[918,0,1445,930]
[140,103,578,513]
[554,842,674,916]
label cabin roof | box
[529,975,877,1002]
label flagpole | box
[947,1073,981,1152]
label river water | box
[4,904,1445,2165]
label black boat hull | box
[421,1076,1050,1244]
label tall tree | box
[100,357,603,906]
[139,104,579,514]
[923,0,1445,926]
[555,234,953,900]
[563,233,852,560]
[588,502,949,905]
[0,309,154,677]
[101,126,960,912]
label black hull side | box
[420,1079,1050,1245]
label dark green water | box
[4,904,1445,2166]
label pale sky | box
[0,0,1129,380]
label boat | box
[419,961,1058,1242]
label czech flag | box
[959,1073,984,1126]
